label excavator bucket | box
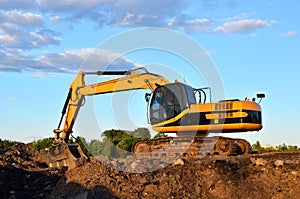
[40,141,87,170]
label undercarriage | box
[132,135,251,157]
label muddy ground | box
[0,143,300,199]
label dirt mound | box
[1,143,300,199]
[0,143,45,169]
[0,143,64,199]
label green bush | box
[252,140,299,152]
[154,133,168,138]
[30,137,54,150]
[87,139,103,156]
[100,128,151,158]
[0,139,17,149]
[75,136,92,157]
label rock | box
[43,185,52,191]
[285,160,294,164]
[139,177,148,184]
[143,184,158,196]
[152,159,160,167]
[291,171,298,177]
[158,164,166,169]
[175,174,181,180]
[250,158,268,166]
[173,158,184,166]
[130,160,140,170]
[260,168,267,173]
[110,160,118,168]
[274,160,284,167]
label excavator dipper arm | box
[41,68,169,169]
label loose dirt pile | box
[0,143,300,199]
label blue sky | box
[1,0,299,146]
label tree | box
[103,129,128,144]
[288,145,298,150]
[100,128,151,158]
[132,128,151,139]
[101,140,119,158]
[154,133,168,138]
[87,139,103,156]
[75,136,92,157]
[30,137,54,150]
[277,143,288,151]
[252,140,262,151]
[0,139,17,149]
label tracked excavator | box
[40,67,264,169]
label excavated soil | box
[1,143,300,199]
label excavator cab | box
[149,83,193,124]
[149,82,263,134]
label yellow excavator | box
[40,67,264,169]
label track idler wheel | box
[235,139,251,155]
[132,140,152,154]
[214,139,237,156]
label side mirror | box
[256,93,265,103]
[257,93,265,99]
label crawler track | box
[132,135,251,157]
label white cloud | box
[0,0,277,74]
[0,64,22,73]
[37,0,113,12]
[0,0,38,10]
[40,48,141,72]
[168,16,212,32]
[0,34,15,44]
[0,0,273,34]
[50,16,61,22]
[0,11,60,50]
[107,0,187,27]
[0,21,60,50]
[29,72,55,78]
[23,0,187,28]
[200,0,240,9]
[0,48,141,74]
[279,31,297,37]
[223,12,250,22]
[6,11,43,27]
[112,13,160,27]
[0,0,195,54]
[9,97,20,101]
[214,19,269,34]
